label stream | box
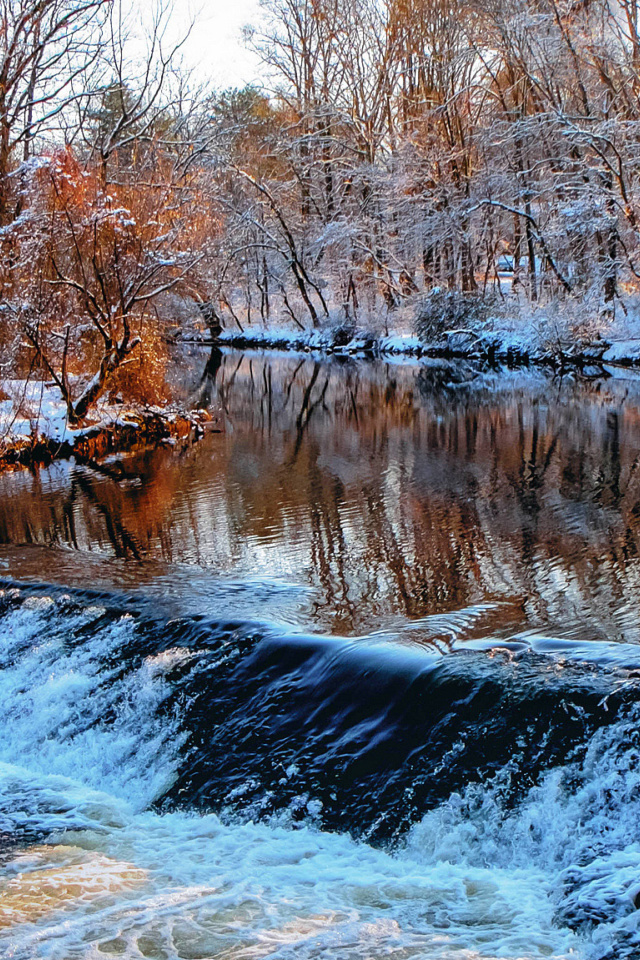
[2,351,640,958]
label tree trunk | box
[71,338,140,423]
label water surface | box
[2,352,640,958]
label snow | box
[210,298,640,368]
[0,380,71,443]
[0,380,158,450]
[602,339,640,363]
[378,334,424,354]
[216,320,540,361]
[218,326,308,349]
[216,326,424,357]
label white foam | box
[0,594,635,959]
[0,763,585,960]
[406,706,640,959]
[0,597,186,811]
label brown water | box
[0,350,639,645]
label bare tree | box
[0,0,109,223]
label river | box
[1,350,640,958]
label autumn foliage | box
[1,144,207,420]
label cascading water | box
[0,581,639,959]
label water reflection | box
[1,352,640,640]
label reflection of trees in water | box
[190,346,223,410]
[68,470,145,560]
[0,445,192,564]
[416,362,480,407]
[3,355,640,635]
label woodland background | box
[2,0,640,421]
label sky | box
[167,0,266,90]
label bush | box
[109,324,169,407]
[414,289,494,343]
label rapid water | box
[3,352,640,959]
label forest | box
[2,0,640,427]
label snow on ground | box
[602,340,640,362]
[0,380,152,448]
[377,334,424,354]
[0,380,72,443]
[216,319,548,360]
[217,325,439,357]
[214,298,640,365]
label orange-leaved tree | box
[7,146,203,423]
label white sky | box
[168,0,266,90]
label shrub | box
[414,289,494,343]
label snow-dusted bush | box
[414,290,497,344]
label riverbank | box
[0,406,219,471]
[2,310,637,474]
[209,313,640,370]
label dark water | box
[3,352,640,958]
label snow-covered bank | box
[203,304,640,368]
[6,303,640,471]
[208,321,638,368]
[0,381,218,471]
[212,324,579,365]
